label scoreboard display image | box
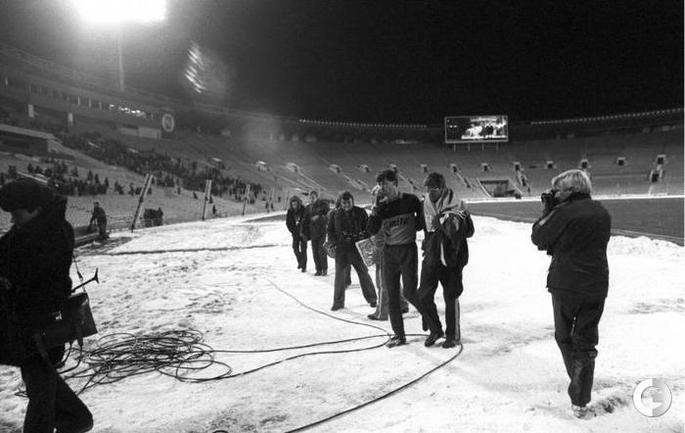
[444,115,509,143]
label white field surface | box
[1,213,683,433]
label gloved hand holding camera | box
[540,189,560,215]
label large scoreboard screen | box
[444,115,509,143]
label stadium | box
[0,1,683,432]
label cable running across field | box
[60,278,395,394]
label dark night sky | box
[1,0,683,123]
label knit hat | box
[0,178,54,212]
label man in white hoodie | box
[417,172,474,348]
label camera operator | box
[0,178,93,433]
[326,191,377,311]
[531,169,611,419]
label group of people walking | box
[286,169,475,350]
[0,166,611,430]
[287,167,611,418]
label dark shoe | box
[424,330,444,347]
[401,306,409,314]
[331,305,343,311]
[369,301,377,308]
[322,269,328,276]
[301,268,306,273]
[367,314,386,321]
[442,337,460,348]
[386,335,407,348]
[314,271,321,276]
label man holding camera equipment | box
[0,178,93,433]
[417,173,474,348]
[367,169,424,347]
[531,169,611,419]
[326,191,377,311]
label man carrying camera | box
[0,178,93,433]
[326,191,377,311]
[531,169,611,419]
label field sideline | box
[468,196,684,245]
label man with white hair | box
[531,169,611,419]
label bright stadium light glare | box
[71,0,166,24]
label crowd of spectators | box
[56,131,266,203]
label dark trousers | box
[417,262,463,339]
[383,244,420,337]
[552,294,605,407]
[291,235,307,269]
[370,261,408,320]
[333,250,377,308]
[20,346,93,433]
[310,237,328,273]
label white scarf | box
[423,188,467,266]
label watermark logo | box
[633,378,672,417]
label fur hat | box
[0,178,54,212]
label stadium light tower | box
[71,0,167,92]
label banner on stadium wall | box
[160,110,176,138]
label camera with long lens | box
[540,189,559,213]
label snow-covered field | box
[1,213,683,433]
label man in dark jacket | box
[367,169,424,347]
[88,201,107,239]
[286,196,307,272]
[301,191,329,276]
[417,173,474,349]
[0,178,93,433]
[326,191,377,311]
[531,169,611,419]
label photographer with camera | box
[0,178,93,433]
[326,191,377,311]
[531,169,611,419]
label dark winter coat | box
[0,196,74,327]
[302,199,330,240]
[286,197,305,238]
[420,207,474,270]
[327,206,369,253]
[531,194,611,301]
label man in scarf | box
[417,172,474,348]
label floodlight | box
[72,0,166,24]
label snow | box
[1,214,683,432]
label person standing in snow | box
[301,191,329,276]
[417,172,474,348]
[286,195,307,271]
[326,191,377,311]
[366,185,409,321]
[0,178,93,433]
[367,169,424,348]
[531,169,611,419]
